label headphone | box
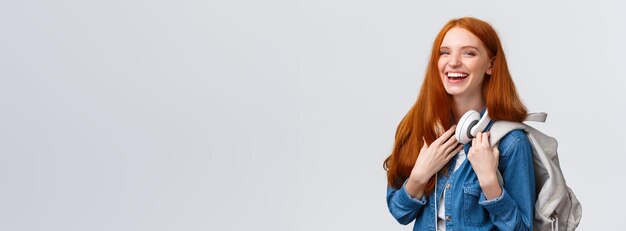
[455,109,491,144]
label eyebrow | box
[439,46,480,50]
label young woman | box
[384,17,535,230]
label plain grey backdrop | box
[1,0,624,230]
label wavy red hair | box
[383,17,528,194]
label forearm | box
[404,174,429,199]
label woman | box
[384,17,535,230]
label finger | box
[446,144,464,161]
[492,146,500,158]
[476,132,482,144]
[481,132,490,147]
[493,146,500,167]
[472,135,476,147]
[443,139,460,156]
[434,125,457,145]
[442,130,460,150]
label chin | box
[443,86,466,96]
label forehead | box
[440,27,484,49]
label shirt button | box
[445,215,451,221]
[445,184,451,189]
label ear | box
[486,57,495,75]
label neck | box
[452,94,485,123]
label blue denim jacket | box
[386,121,535,230]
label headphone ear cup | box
[470,109,492,136]
[455,110,480,144]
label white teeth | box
[447,72,468,78]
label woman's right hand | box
[405,125,463,198]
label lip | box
[444,71,470,84]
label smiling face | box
[438,27,494,99]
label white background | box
[1,0,624,230]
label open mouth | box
[446,72,469,82]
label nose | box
[448,55,461,68]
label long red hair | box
[383,17,528,194]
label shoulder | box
[497,129,531,158]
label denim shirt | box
[386,120,535,230]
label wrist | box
[405,172,430,199]
[478,173,502,199]
[478,172,499,188]
[408,170,430,186]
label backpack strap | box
[524,112,548,123]
[489,112,547,146]
[487,113,548,187]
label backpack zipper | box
[550,212,559,231]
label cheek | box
[468,64,481,76]
[467,61,486,74]
[437,59,446,73]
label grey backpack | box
[489,113,582,231]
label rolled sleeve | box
[398,180,428,205]
[479,188,518,215]
[386,179,427,225]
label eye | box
[463,51,476,56]
[440,50,450,55]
